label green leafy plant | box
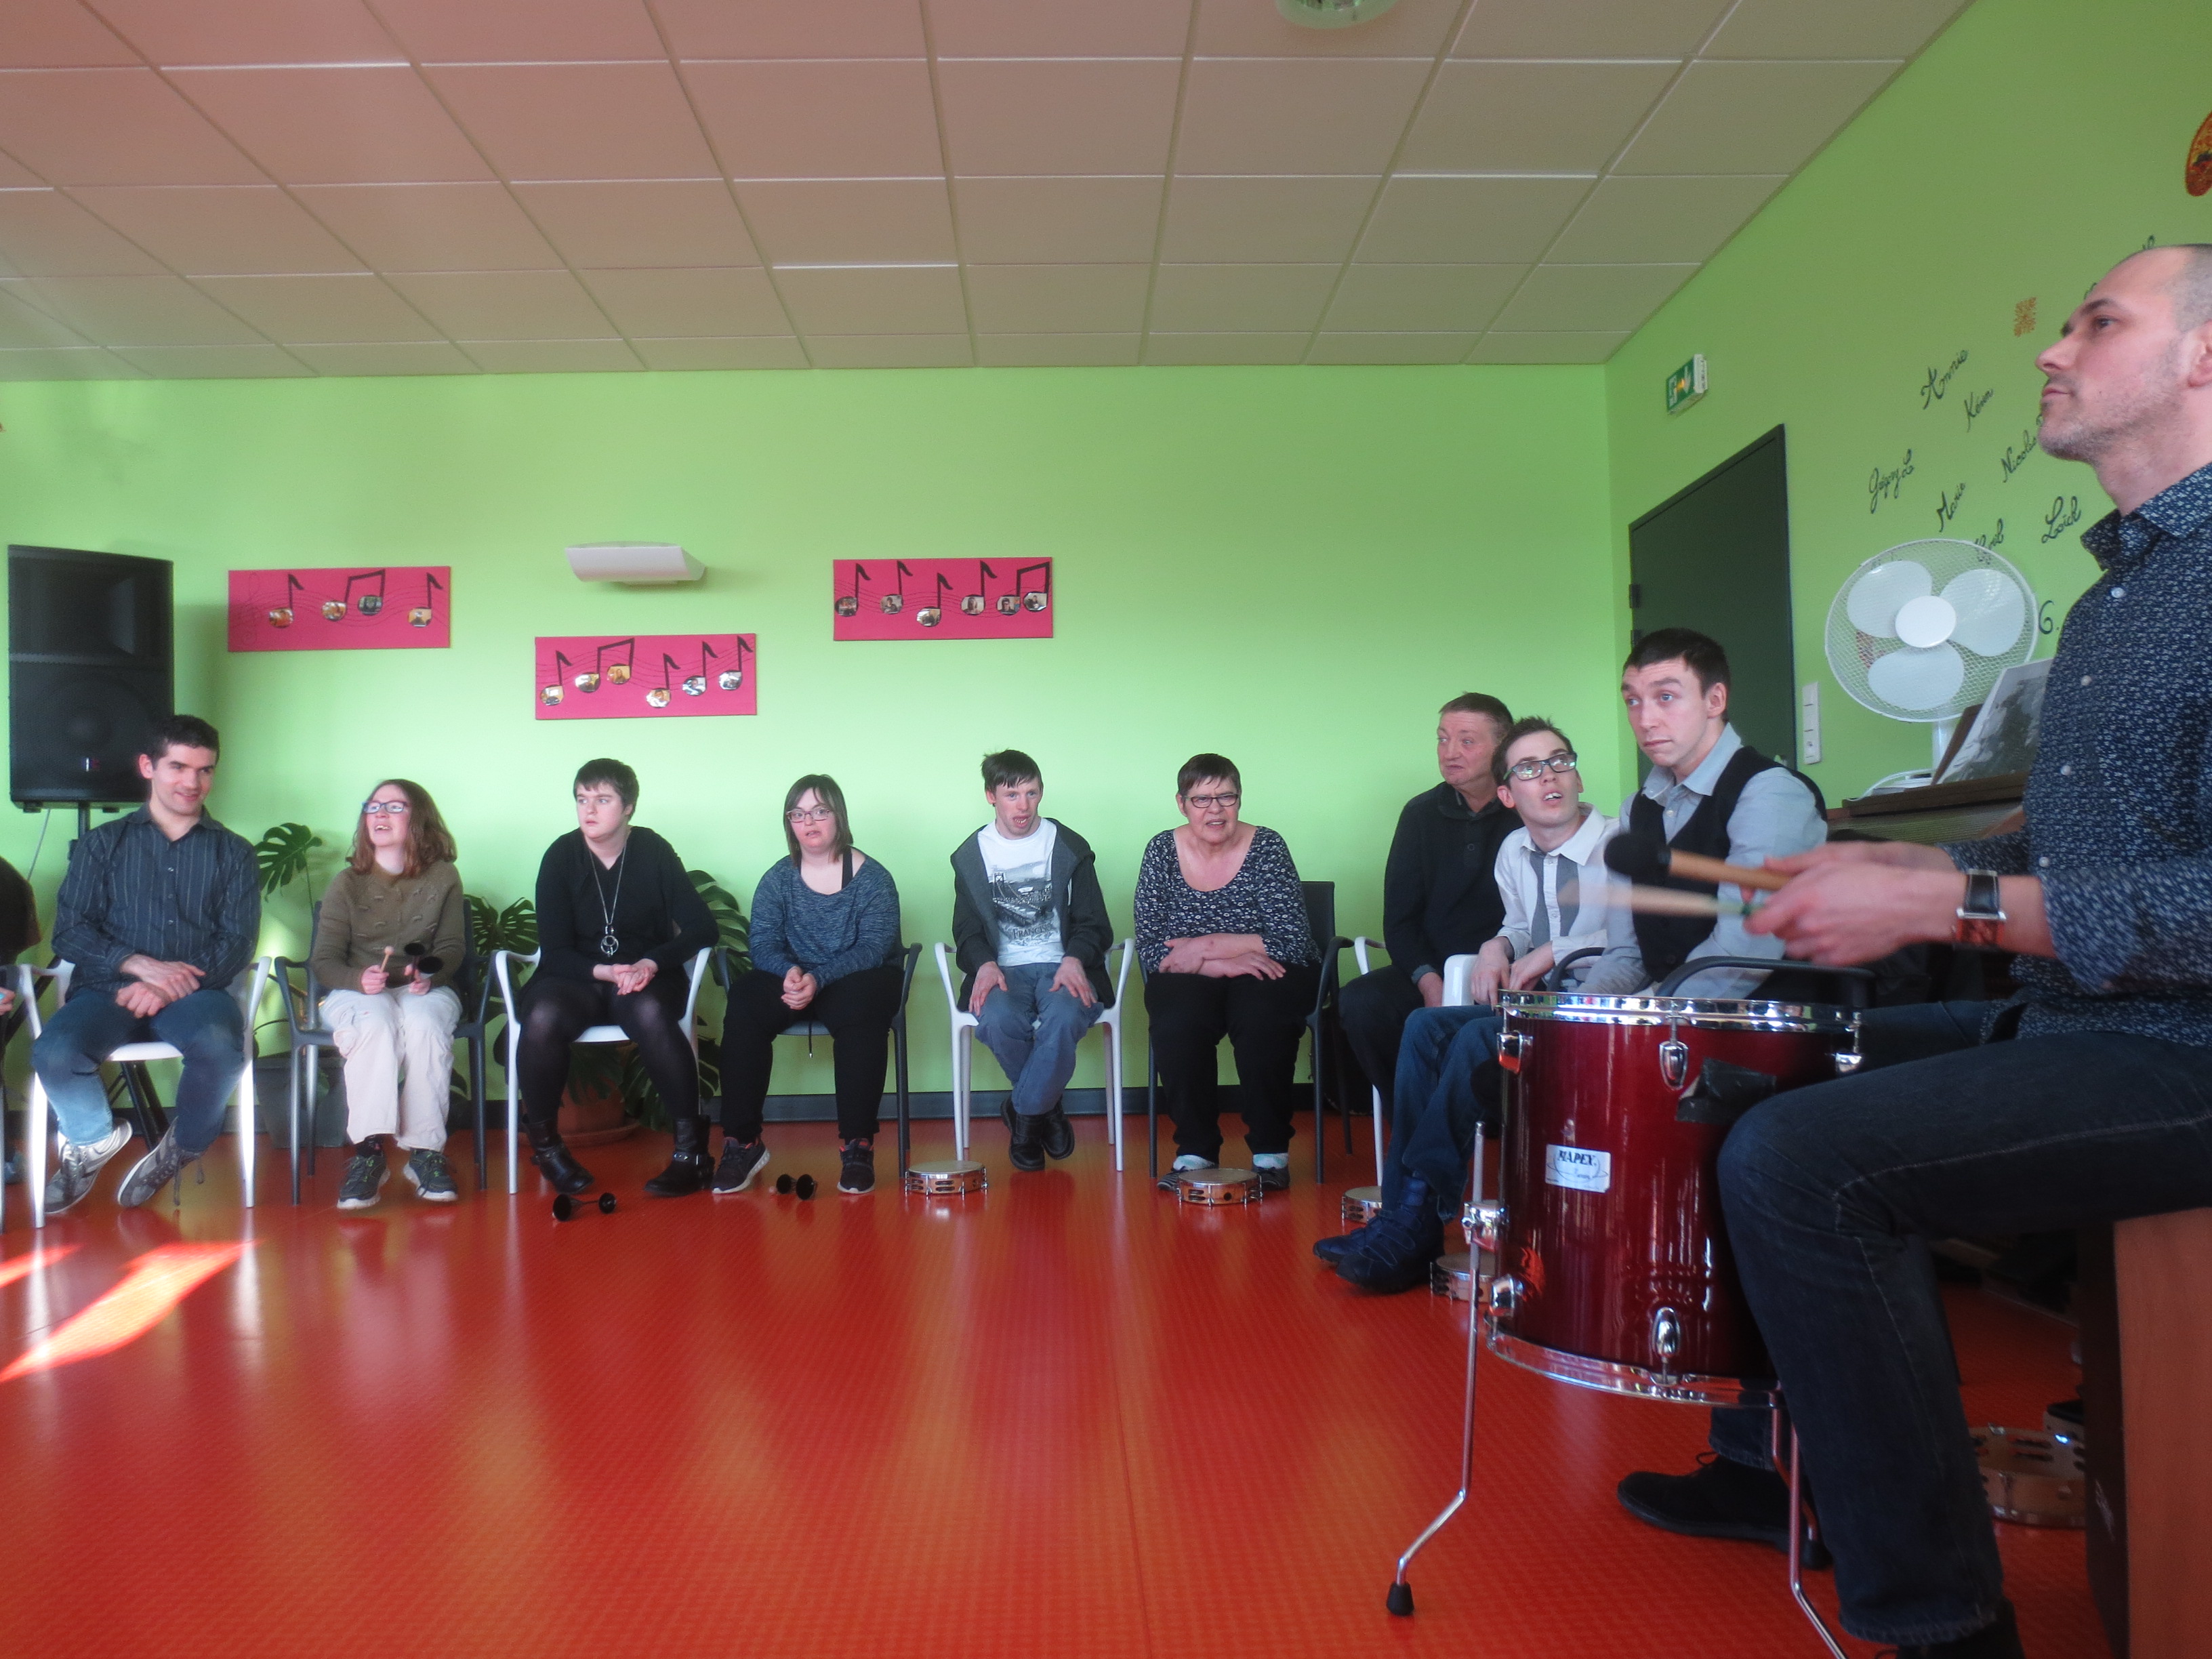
[253,822,324,896]
[688,869,749,969]
[468,894,539,959]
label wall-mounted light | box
[565,543,704,584]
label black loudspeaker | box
[8,544,173,806]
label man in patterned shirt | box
[1618,246,2212,1659]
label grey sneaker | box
[115,1128,188,1209]
[711,1137,770,1195]
[43,1122,133,1214]
[403,1148,457,1203]
[337,1147,390,1210]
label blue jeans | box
[1383,1005,1504,1213]
[1705,1000,2212,1645]
[976,963,1103,1115]
[32,986,246,1156]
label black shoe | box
[1253,1159,1290,1191]
[838,1139,875,1194]
[1334,1196,1443,1294]
[1881,1601,2022,1659]
[1039,1103,1075,1161]
[643,1115,712,1197]
[1313,1225,1370,1265]
[1616,1454,1832,1570]
[1157,1155,1213,1193]
[526,1127,594,1196]
[711,1138,769,1194]
[337,1145,390,1210]
[1004,1101,1045,1173]
[115,1128,189,1209]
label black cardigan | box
[1379,783,1521,986]
[534,827,716,986]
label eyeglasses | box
[1504,754,1580,781]
[361,800,411,816]
[1183,792,1240,810]
[786,806,838,824]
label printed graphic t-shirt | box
[977,819,1062,967]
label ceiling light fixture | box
[565,543,705,584]
[1277,0,1401,26]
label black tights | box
[516,974,699,1135]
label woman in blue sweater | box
[716,775,903,1195]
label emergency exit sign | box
[1666,354,1708,413]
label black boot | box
[643,1114,712,1197]
[1003,1099,1045,1172]
[526,1122,594,1195]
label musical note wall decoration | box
[832,557,1054,641]
[534,634,757,721]
[229,565,451,651]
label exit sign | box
[1666,354,1708,413]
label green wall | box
[0,365,1616,1094]
[1605,0,2212,800]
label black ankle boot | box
[526,1123,594,1195]
[643,1115,712,1197]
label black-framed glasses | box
[1504,753,1579,782]
[361,800,411,815]
[785,806,838,824]
[1183,792,1240,810]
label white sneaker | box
[43,1122,133,1214]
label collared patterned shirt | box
[1942,459,2212,1046]
[52,806,260,1000]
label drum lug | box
[1832,1046,1864,1076]
[1652,1306,1682,1368]
[1498,1029,1531,1073]
[1486,1274,1522,1320]
[1658,1036,1689,1090]
[1462,1200,1507,1254]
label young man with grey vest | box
[950,750,1115,1172]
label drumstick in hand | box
[1601,884,1751,918]
[1603,831,1791,893]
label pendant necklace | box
[592,843,628,958]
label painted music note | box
[575,638,634,693]
[716,637,748,691]
[344,569,386,618]
[1015,561,1050,613]
[832,558,1052,641]
[229,565,451,651]
[543,651,572,707]
[535,634,757,720]
[881,560,915,616]
[409,571,443,628]
[962,562,993,617]
[835,564,868,620]
[647,653,684,709]
[268,574,304,630]
[918,573,952,628]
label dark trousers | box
[720,964,903,1143]
[1338,964,1426,1115]
[1702,1000,2212,1646]
[1384,1004,1503,1212]
[516,974,698,1136]
[1145,964,1319,1160]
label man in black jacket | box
[951,750,1115,1172]
[1338,693,1519,1118]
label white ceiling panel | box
[459,337,641,372]
[1308,331,1477,363]
[737,179,956,265]
[632,335,808,370]
[775,265,967,334]
[426,63,718,181]
[808,333,973,368]
[1452,0,1732,60]
[1357,175,1589,263]
[1547,173,1783,263]
[965,264,1149,333]
[654,0,928,60]
[372,0,665,64]
[1143,331,1307,365]
[387,269,615,340]
[1193,0,1460,58]
[1158,176,1376,264]
[73,185,365,274]
[687,60,943,180]
[289,340,478,374]
[1706,0,1969,61]
[90,0,401,66]
[926,0,1191,58]
[512,180,759,268]
[975,333,1143,367]
[0,283,91,346]
[1149,262,1337,333]
[1468,330,1629,363]
[1,1,136,68]
[578,267,789,336]
[1400,61,1677,173]
[937,60,1182,178]
[110,343,311,376]
[1326,262,1521,331]
[0,346,138,377]
[1488,262,1696,331]
[189,273,439,341]
[1174,60,1432,176]
[954,176,1162,264]
[172,66,493,184]
[1615,59,1901,175]
[294,182,562,270]
[0,68,265,185]
[0,188,166,274]
[11,272,266,343]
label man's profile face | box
[138,743,217,817]
[2036,250,2196,463]
[987,779,1042,838]
[1621,659,1726,773]
[1437,712,1503,797]
[1495,732,1584,833]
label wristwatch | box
[1954,869,2007,949]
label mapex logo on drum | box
[1544,1145,1612,1194]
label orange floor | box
[0,1118,2105,1659]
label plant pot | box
[558,1077,636,1147]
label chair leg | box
[1146,1036,1158,1181]
[470,1035,488,1191]
[1106,1019,1123,1173]
[1372,1086,1386,1181]
[950,1027,966,1161]
[119,1062,164,1149]
[239,1043,255,1210]
[1310,1023,1326,1185]
[28,1071,49,1230]
[506,1029,520,1196]
[289,1047,302,1205]
[895,1019,911,1177]
[304,1052,320,1179]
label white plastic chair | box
[1441,954,1479,1007]
[933,941,1134,1170]
[492,947,712,1195]
[1349,937,1390,1180]
[14,958,274,1229]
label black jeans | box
[1145,964,1319,1160]
[720,964,903,1143]
[1337,963,1425,1115]
[1705,1000,2212,1645]
[516,972,698,1136]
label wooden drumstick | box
[1605,885,1747,918]
[1603,831,1791,893]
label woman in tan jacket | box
[310,779,467,1208]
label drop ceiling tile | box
[632,335,808,369]
[965,264,1149,333]
[1174,60,1431,176]
[1452,0,1730,58]
[1148,262,1336,332]
[289,340,478,374]
[0,282,91,346]
[171,66,493,183]
[1614,60,1900,174]
[1143,331,1307,365]
[1159,176,1375,263]
[386,269,613,340]
[1307,331,1477,363]
[72,184,365,274]
[373,0,666,64]
[578,267,787,335]
[1706,0,1968,60]
[687,60,941,179]
[0,1,137,68]
[806,333,972,368]
[935,60,1181,177]
[1400,61,1677,173]
[1547,173,1783,263]
[1488,262,1696,331]
[293,182,560,269]
[110,343,312,375]
[0,188,166,274]
[975,333,1142,367]
[0,346,138,377]
[735,179,955,265]
[927,0,1191,57]
[1193,0,1460,57]
[190,273,439,341]
[459,337,641,371]
[0,68,264,184]
[1467,329,1629,363]
[1357,176,1589,263]
[512,180,758,267]
[91,0,401,66]
[774,264,966,334]
[426,63,718,181]
[954,176,1162,264]
[1325,263,1521,331]
[655,0,926,58]
[12,272,266,343]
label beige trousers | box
[321,986,462,1150]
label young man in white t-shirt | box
[949,750,1116,1172]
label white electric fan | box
[1822,539,2037,791]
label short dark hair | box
[981,749,1042,793]
[144,714,220,763]
[1176,753,1240,798]
[1438,693,1513,729]
[573,758,639,811]
[1623,628,1731,694]
[783,773,854,863]
[1491,717,1575,787]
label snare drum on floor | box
[1175,1166,1263,1206]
